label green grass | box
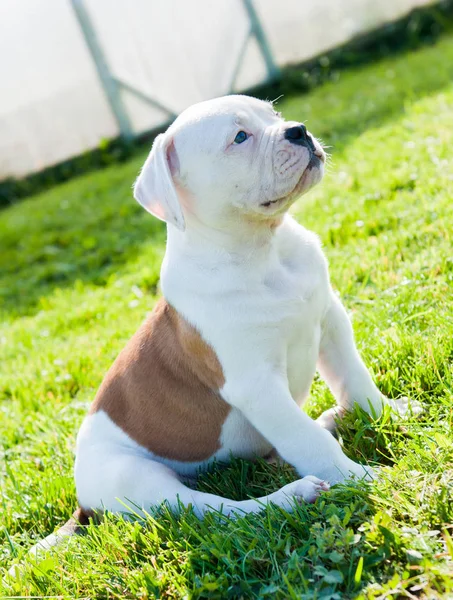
[1,32,453,599]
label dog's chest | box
[262,240,329,399]
[263,242,327,331]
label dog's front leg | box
[222,370,372,485]
[316,291,411,431]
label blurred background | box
[0,0,443,186]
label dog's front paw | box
[383,396,423,418]
[318,458,375,486]
[316,405,347,437]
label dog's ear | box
[134,134,185,231]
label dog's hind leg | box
[8,454,328,577]
[76,451,329,519]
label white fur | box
[74,95,406,519]
[75,411,325,517]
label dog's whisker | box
[270,94,284,105]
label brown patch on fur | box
[72,507,92,526]
[73,506,100,526]
[56,508,94,538]
[90,299,229,462]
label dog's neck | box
[167,212,284,263]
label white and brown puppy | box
[73,95,411,521]
[9,96,419,576]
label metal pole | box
[113,77,177,119]
[70,0,133,140]
[226,24,253,93]
[242,0,280,81]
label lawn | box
[1,32,453,599]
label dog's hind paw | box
[278,475,330,507]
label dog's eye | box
[234,131,248,144]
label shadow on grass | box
[188,461,381,599]
[1,34,453,321]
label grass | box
[1,31,453,599]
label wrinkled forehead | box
[168,95,277,142]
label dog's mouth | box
[260,154,322,208]
[260,198,282,208]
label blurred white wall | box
[0,0,435,178]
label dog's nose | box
[285,124,308,143]
[284,123,317,153]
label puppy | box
[72,94,412,523]
[13,95,416,573]
[10,95,423,578]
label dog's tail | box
[8,508,91,576]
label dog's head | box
[134,95,325,232]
